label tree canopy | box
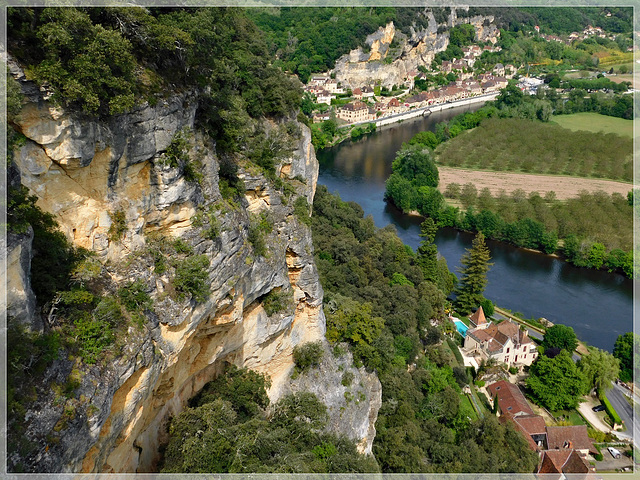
[578,346,620,393]
[541,324,579,353]
[613,332,639,383]
[526,350,587,410]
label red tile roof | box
[546,426,598,455]
[470,306,487,327]
[538,449,591,476]
[513,414,547,435]
[487,380,535,417]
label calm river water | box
[317,104,634,352]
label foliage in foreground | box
[161,364,378,473]
[311,187,539,473]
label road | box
[605,382,638,449]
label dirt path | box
[438,166,632,200]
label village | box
[446,306,635,476]
[304,43,515,126]
[303,21,630,129]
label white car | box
[607,447,622,459]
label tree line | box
[385,140,633,277]
[8,7,302,153]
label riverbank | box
[319,92,499,149]
[317,102,632,353]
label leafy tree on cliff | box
[541,324,578,353]
[526,350,587,410]
[453,232,492,315]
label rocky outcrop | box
[282,344,382,455]
[6,228,39,330]
[8,62,377,473]
[333,14,499,89]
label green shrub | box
[248,212,273,257]
[341,371,354,387]
[447,338,464,365]
[73,311,114,364]
[172,238,194,255]
[598,389,622,425]
[293,196,312,226]
[475,380,486,388]
[108,210,127,242]
[261,288,291,316]
[174,255,210,303]
[192,207,220,240]
[118,280,152,313]
[92,296,124,327]
[293,340,324,373]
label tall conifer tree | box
[454,232,492,314]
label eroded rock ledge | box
[7,63,380,472]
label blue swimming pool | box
[453,319,468,337]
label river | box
[316,104,634,352]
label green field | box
[435,117,633,182]
[551,112,633,138]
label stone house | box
[464,319,538,367]
[336,101,370,123]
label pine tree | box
[454,232,493,315]
[417,218,438,283]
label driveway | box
[578,399,614,434]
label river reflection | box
[317,105,633,352]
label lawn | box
[550,409,586,426]
[460,393,479,421]
[551,112,633,138]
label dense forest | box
[310,186,539,473]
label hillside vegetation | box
[311,186,539,473]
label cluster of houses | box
[487,380,598,476]
[303,75,345,105]
[539,24,618,45]
[462,307,539,369]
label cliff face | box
[333,13,499,89]
[8,63,379,472]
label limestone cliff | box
[7,60,379,472]
[333,11,499,89]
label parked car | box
[607,447,621,459]
[592,404,606,412]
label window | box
[506,347,510,353]
[505,357,509,363]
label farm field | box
[434,117,633,182]
[551,112,633,138]
[438,167,632,200]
